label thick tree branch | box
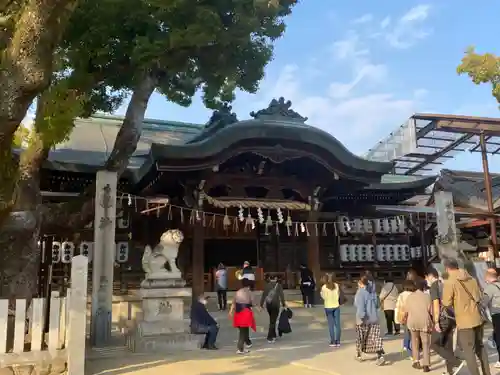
[40,71,158,230]
[0,0,79,142]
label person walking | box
[405,279,433,372]
[395,279,417,357]
[380,278,400,336]
[354,275,385,366]
[260,275,286,343]
[215,263,228,310]
[229,278,256,354]
[321,273,342,347]
[426,266,463,375]
[442,258,490,375]
[483,269,500,368]
[299,264,316,308]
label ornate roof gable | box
[188,104,238,143]
[250,97,307,123]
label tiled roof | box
[47,114,203,168]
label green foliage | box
[62,0,298,110]
[12,124,31,147]
[457,46,500,104]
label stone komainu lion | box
[142,229,184,280]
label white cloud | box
[384,4,432,49]
[352,14,373,24]
[331,32,369,61]
[243,64,423,154]
[380,16,391,29]
[328,63,388,99]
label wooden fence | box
[0,255,88,375]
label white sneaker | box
[451,361,465,375]
[494,361,500,369]
[237,349,249,354]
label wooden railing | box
[0,256,88,375]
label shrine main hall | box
[39,97,437,295]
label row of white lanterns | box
[339,244,437,262]
[44,241,129,264]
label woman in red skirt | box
[229,278,257,354]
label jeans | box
[492,313,500,360]
[203,325,219,347]
[237,327,252,351]
[217,289,227,310]
[383,309,400,334]
[324,308,341,344]
[266,304,280,340]
[457,325,491,375]
[431,328,461,374]
[403,326,412,355]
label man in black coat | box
[190,294,219,349]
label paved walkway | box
[86,307,500,375]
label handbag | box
[265,283,279,305]
[338,286,347,305]
[380,284,395,307]
[458,279,490,323]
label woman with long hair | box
[229,278,256,354]
[354,275,385,365]
[260,275,286,343]
[321,273,342,347]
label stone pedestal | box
[128,284,200,353]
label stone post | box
[434,191,475,276]
[67,255,88,375]
[90,170,118,346]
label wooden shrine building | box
[38,98,436,295]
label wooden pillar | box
[479,131,498,261]
[192,206,205,298]
[307,209,321,281]
[90,170,117,347]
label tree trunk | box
[0,133,47,298]
[42,71,158,230]
[0,0,79,223]
[0,72,157,298]
[0,97,51,298]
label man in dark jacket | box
[240,261,256,290]
[299,264,315,308]
[190,294,219,349]
[260,275,286,343]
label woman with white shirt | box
[380,278,400,336]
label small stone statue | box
[142,229,184,281]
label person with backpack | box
[426,266,464,375]
[260,275,286,343]
[483,269,500,368]
[379,278,400,336]
[442,258,490,375]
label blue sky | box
[116,1,500,174]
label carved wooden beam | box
[202,173,311,198]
